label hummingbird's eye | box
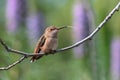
[50,29,53,31]
[50,28,55,31]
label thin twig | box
[0,56,26,70]
[0,2,120,70]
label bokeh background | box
[0,0,120,80]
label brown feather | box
[30,35,46,62]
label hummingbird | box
[30,26,67,62]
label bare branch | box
[0,2,120,70]
[56,2,120,52]
[0,38,44,57]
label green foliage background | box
[0,0,120,80]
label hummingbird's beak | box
[57,26,67,30]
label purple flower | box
[111,38,120,80]
[26,12,45,45]
[6,0,18,33]
[6,0,27,33]
[72,1,90,58]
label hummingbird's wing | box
[34,34,46,53]
[30,35,46,62]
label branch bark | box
[0,2,120,70]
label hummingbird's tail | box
[30,55,43,62]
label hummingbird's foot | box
[50,50,56,54]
